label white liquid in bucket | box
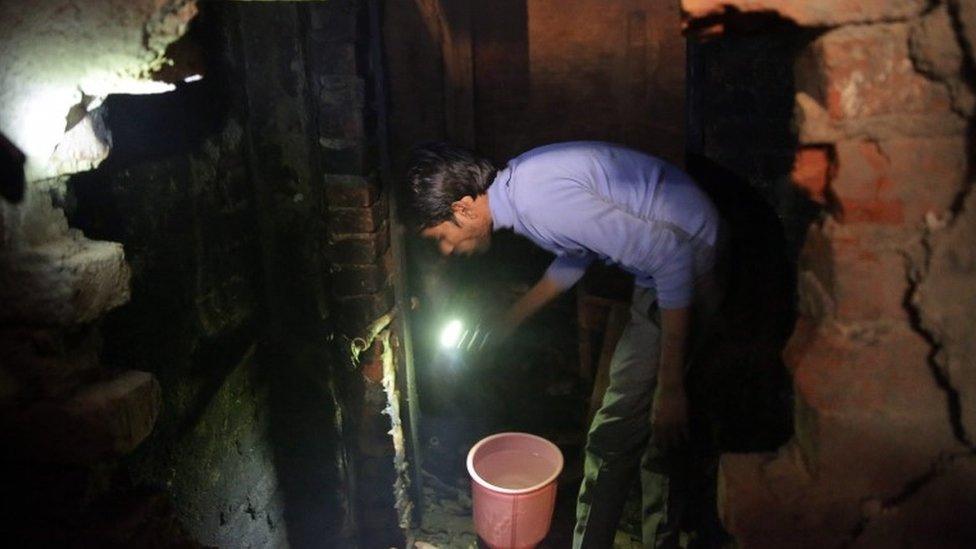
[475,450,557,490]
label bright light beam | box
[439,319,464,349]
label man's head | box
[406,142,497,256]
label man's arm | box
[652,305,691,451]
[494,253,592,339]
[500,276,564,335]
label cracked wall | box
[683,0,976,546]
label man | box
[407,141,724,548]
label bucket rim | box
[466,431,564,495]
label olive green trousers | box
[573,274,723,549]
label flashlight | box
[439,319,464,348]
[438,319,491,351]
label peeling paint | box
[379,327,415,533]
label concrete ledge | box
[1,370,161,464]
[0,236,131,325]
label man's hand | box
[474,276,563,359]
[500,276,564,334]
[651,382,689,452]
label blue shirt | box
[487,142,722,308]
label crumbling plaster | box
[685,0,976,546]
[0,0,198,517]
[0,0,198,327]
[911,0,976,450]
[0,0,198,182]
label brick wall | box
[313,1,406,546]
[0,1,409,546]
[684,0,976,546]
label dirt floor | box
[403,243,744,548]
[410,459,647,548]
[406,293,649,548]
[409,426,618,548]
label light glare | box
[439,319,463,348]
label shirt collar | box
[487,167,515,231]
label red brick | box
[335,287,394,332]
[324,173,379,208]
[331,249,393,298]
[720,438,975,548]
[327,223,389,264]
[791,146,832,204]
[785,321,958,493]
[795,24,952,122]
[826,138,967,225]
[799,221,909,322]
[718,445,860,549]
[882,136,967,222]
[328,193,388,234]
[853,455,976,547]
[828,140,904,224]
[358,341,386,383]
[332,264,389,297]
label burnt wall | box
[385,0,686,165]
[517,0,686,162]
[62,3,367,547]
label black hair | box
[406,142,497,228]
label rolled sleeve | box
[544,254,593,290]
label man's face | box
[421,214,491,257]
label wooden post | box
[440,0,476,147]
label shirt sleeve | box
[544,254,594,290]
[634,239,694,309]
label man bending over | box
[407,141,724,548]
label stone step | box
[0,236,130,325]
[1,370,161,464]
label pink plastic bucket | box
[466,432,564,549]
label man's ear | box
[451,196,477,218]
